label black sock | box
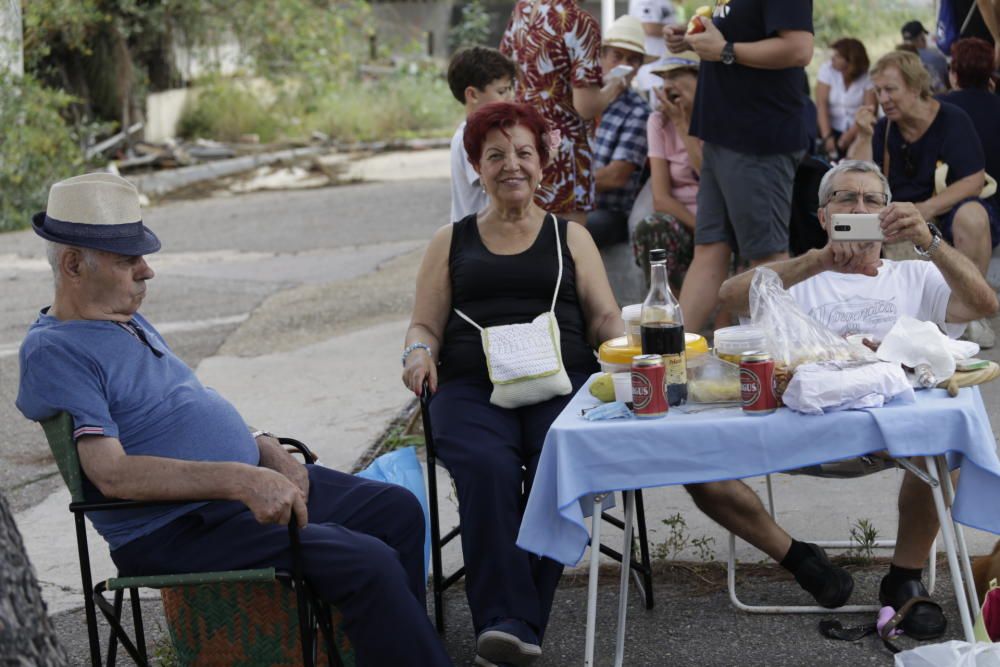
[883,563,922,590]
[780,539,813,573]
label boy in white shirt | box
[447,47,516,222]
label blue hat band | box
[662,56,697,67]
[43,215,144,239]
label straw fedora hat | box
[604,16,658,64]
[648,51,701,76]
[32,173,160,256]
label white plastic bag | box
[894,640,1000,667]
[781,360,914,415]
[749,268,876,369]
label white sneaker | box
[962,318,996,349]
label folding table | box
[517,376,1000,666]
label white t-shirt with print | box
[450,121,489,222]
[788,259,966,341]
[817,61,874,134]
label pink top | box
[646,112,698,214]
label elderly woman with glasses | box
[850,51,999,317]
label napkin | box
[877,316,974,387]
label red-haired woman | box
[816,38,876,161]
[401,102,622,666]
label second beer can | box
[632,354,668,418]
[740,351,777,415]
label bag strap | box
[881,119,892,179]
[453,308,483,332]
[454,214,564,328]
[549,213,564,313]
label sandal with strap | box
[879,577,947,640]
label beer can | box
[740,351,777,415]
[632,354,668,418]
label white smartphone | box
[829,213,884,242]
[608,64,634,81]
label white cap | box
[628,0,677,25]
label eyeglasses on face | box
[827,190,890,208]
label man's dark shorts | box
[695,142,804,260]
[938,195,1000,249]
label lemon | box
[589,373,616,402]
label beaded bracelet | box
[402,342,432,366]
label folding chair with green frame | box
[40,411,344,667]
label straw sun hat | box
[604,15,659,64]
[32,173,161,256]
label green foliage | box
[314,72,462,143]
[223,0,371,89]
[176,79,282,143]
[846,517,880,565]
[653,512,716,562]
[450,0,494,52]
[812,0,917,48]
[378,424,425,453]
[178,71,462,144]
[0,74,84,232]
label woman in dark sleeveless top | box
[402,102,623,666]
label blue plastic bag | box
[356,446,431,579]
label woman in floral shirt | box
[501,0,627,222]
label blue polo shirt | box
[16,310,259,550]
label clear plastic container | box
[621,304,643,347]
[713,325,767,365]
[687,353,741,403]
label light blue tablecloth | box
[517,374,1000,566]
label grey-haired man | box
[16,173,453,666]
[688,160,997,639]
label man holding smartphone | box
[684,160,998,640]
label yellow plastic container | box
[598,333,708,373]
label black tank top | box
[438,214,599,384]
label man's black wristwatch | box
[721,41,736,65]
[914,221,943,258]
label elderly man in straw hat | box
[586,14,656,249]
[15,174,454,667]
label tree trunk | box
[0,491,69,666]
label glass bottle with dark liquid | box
[640,248,687,405]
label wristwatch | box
[721,41,736,65]
[913,221,942,258]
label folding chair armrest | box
[279,437,318,464]
[70,497,198,513]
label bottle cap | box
[649,248,667,262]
